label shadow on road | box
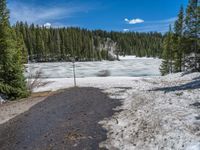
[0,87,121,150]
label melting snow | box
[25,57,161,78]
[29,59,200,150]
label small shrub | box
[27,69,43,93]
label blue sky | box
[8,0,188,33]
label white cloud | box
[8,1,94,25]
[124,18,129,22]
[149,17,177,24]
[125,18,144,24]
[123,29,129,32]
[127,17,177,33]
[44,22,51,28]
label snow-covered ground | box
[119,55,158,60]
[31,72,200,150]
[27,57,200,150]
[99,73,200,150]
[25,57,161,78]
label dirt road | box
[0,87,121,150]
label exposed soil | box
[0,87,121,150]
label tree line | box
[160,0,200,75]
[14,23,163,62]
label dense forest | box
[160,0,200,75]
[14,23,163,62]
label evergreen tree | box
[14,23,164,62]
[184,0,200,71]
[161,0,200,75]
[160,26,174,75]
[173,6,185,72]
[0,0,28,99]
[174,6,184,36]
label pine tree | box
[184,0,200,71]
[15,28,28,63]
[15,23,163,62]
[173,6,185,72]
[160,0,200,75]
[0,0,28,99]
[35,26,45,61]
[174,6,184,36]
[160,26,174,75]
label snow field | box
[32,73,200,149]
[25,57,161,78]
[99,73,200,150]
[28,58,200,150]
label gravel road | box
[0,87,121,150]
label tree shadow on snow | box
[151,75,200,93]
[193,76,200,80]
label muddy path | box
[0,87,121,150]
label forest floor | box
[0,73,200,149]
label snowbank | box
[99,73,200,150]
[119,55,158,60]
[0,96,5,105]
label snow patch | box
[119,55,158,60]
[0,96,6,105]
